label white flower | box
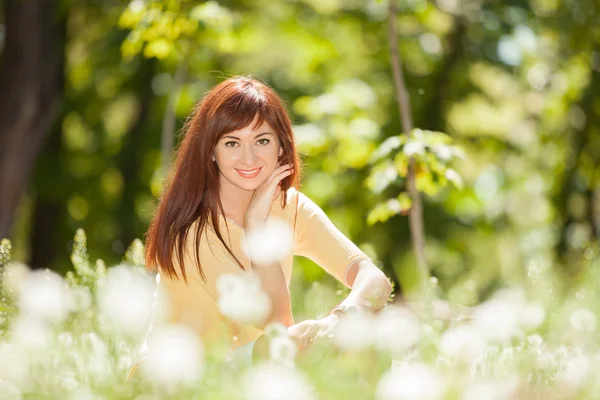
[18,270,69,324]
[0,343,29,390]
[570,308,596,332]
[376,363,445,400]
[558,355,592,388]
[241,217,293,265]
[0,262,29,296]
[96,265,156,338]
[0,379,22,400]
[374,307,420,355]
[244,362,316,400]
[473,296,522,344]
[519,302,545,331]
[332,313,375,350]
[140,325,204,389]
[217,273,271,326]
[10,315,52,350]
[462,377,519,400]
[439,324,487,363]
[269,335,297,366]
[67,285,92,313]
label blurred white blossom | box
[217,272,271,326]
[558,354,593,388]
[244,362,316,400]
[18,270,69,324]
[140,325,204,389]
[96,265,155,338]
[376,363,446,400]
[1,262,29,296]
[269,335,297,366]
[375,306,420,355]
[462,377,519,400]
[519,302,545,331]
[67,286,92,313]
[570,308,597,333]
[0,343,29,390]
[0,379,22,400]
[439,324,487,363]
[10,315,52,350]
[241,217,293,265]
[332,312,375,350]
[473,293,523,343]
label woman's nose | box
[240,145,257,166]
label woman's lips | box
[235,167,262,178]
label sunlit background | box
[1,0,600,397]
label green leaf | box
[370,135,405,163]
[366,160,399,194]
[367,194,412,226]
[445,168,464,189]
[144,38,173,59]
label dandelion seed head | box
[241,218,293,265]
[462,377,519,400]
[269,335,297,366]
[18,270,69,324]
[519,302,545,331]
[570,308,596,333]
[376,363,445,400]
[439,324,487,363]
[217,273,271,326]
[244,362,316,400]
[333,313,374,350]
[141,325,204,389]
[375,307,420,354]
[97,265,156,338]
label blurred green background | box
[1,0,599,310]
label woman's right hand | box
[243,163,293,231]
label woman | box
[144,76,392,361]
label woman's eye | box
[225,141,238,147]
[257,139,270,145]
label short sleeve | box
[293,191,371,287]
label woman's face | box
[213,118,283,193]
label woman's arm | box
[333,258,393,314]
[247,251,295,328]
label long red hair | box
[145,76,302,282]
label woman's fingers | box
[265,163,293,186]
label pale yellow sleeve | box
[293,191,371,288]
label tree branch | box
[387,0,428,290]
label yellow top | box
[160,187,371,347]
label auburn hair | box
[145,76,302,282]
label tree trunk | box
[387,0,428,290]
[0,0,64,240]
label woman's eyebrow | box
[222,132,273,140]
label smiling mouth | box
[235,167,262,178]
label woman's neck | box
[218,179,254,222]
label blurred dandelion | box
[140,325,204,390]
[376,363,446,400]
[96,265,155,338]
[217,272,271,326]
[241,217,293,265]
[244,362,316,400]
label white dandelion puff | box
[140,325,204,389]
[241,218,293,265]
[244,362,316,400]
[217,273,271,326]
[376,363,446,400]
[96,265,156,338]
[18,270,69,324]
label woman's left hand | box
[287,314,339,351]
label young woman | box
[144,76,392,359]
